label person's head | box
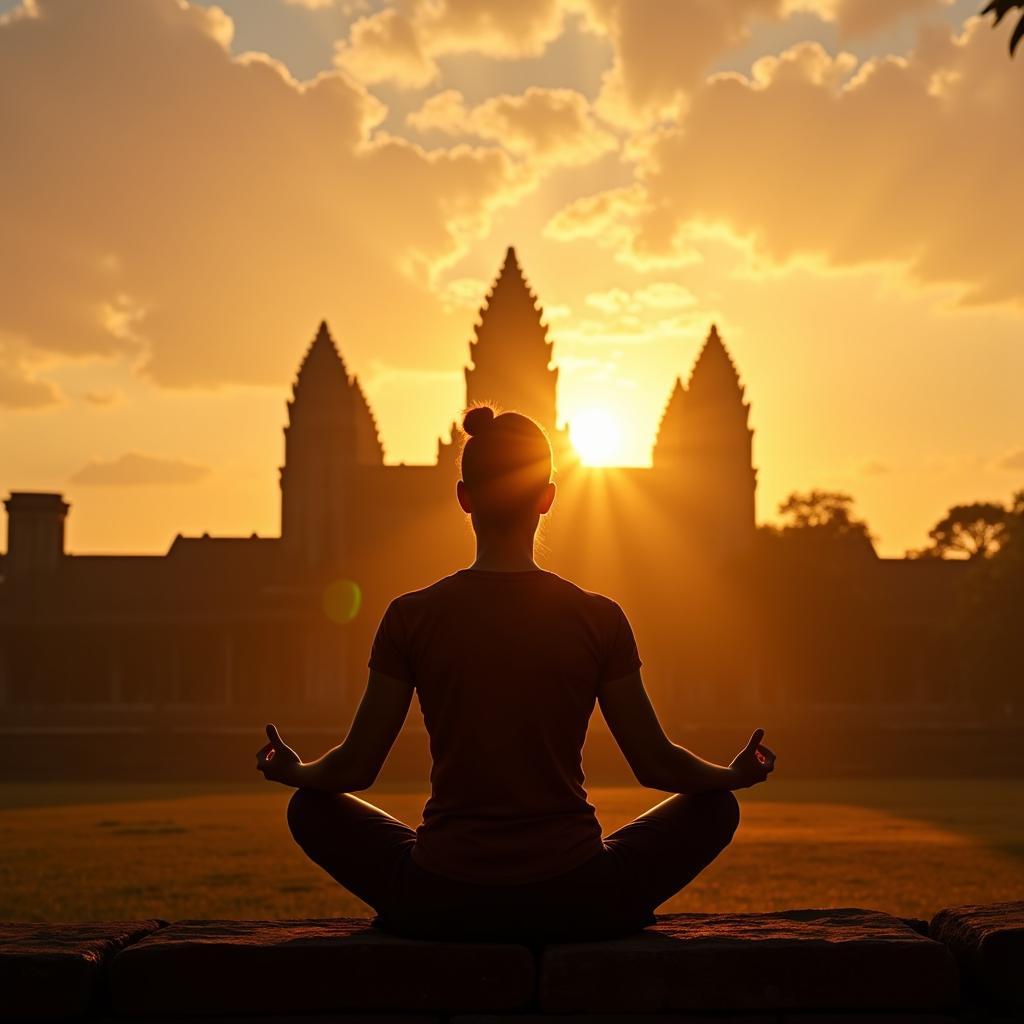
[456,405,555,533]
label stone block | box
[540,909,959,1013]
[0,921,164,1021]
[930,901,1024,1009]
[109,919,534,1015]
[454,1015,775,1024]
[99,1017,439,1024]
[780,1015,960,1024]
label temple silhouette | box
[0,248,974,744]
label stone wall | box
[1,903,1021,1024]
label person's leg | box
[286,788,416,914]
[603,788,740,913]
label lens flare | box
[322,579,362,624]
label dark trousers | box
[287,787,740,942]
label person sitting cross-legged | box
[257,404,776,942]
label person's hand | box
[256,724,303,787]
[728,728,776,789]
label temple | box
[0,247,973,746]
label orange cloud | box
[0,0,528,392]
[408,87,618,167]
[796,0,956,40]
[335,7,438,87]
[549,20,1024,306]
[0,339,60,410]
[70,452,210,486]
[335,0,566,88]
[577,0,964,125]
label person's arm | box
[597,669,775,793]
[256,669,414,792]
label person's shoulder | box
[385,571,466,613]
[540,571,625,617]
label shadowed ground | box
[2,778,1021,922]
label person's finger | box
[758,744,776,759]
[266,723,282,748]
[743,728,765,755]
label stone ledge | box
[454,1016,961,1024]
[109,919,535,1016]
[539,909,959,1013]
[1,907,1005,1022]
[930,901,1024,1009]
[0,921,165,1022]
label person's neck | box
[469,529,540,572]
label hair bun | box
[462,405,495,436]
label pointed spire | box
[474,245,544,334]
[652,377,687,465]
[464,246,558,430]
[652,325,752,466]
[292,319,349,402]
[349,373,385,464]
[686,323,745,404]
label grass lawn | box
[1,778,1021,922]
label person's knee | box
[695,788,740,845]
[287,787,328,846]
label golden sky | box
[1,0,1022,557]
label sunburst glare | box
[570,408,623,466]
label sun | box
[570,408,623,467]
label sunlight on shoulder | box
[570,408,623,466]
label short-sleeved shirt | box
[368,567,642,885]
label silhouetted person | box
[257,405,775,941]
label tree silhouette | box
[958,490,1024,714]
[982,1,1024,55]
[759,490,876,560]
[911,501,1008,559]
[755,490,877,704]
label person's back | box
[370,567,640,884]
[258,402,775,941]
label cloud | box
[0,0,527,389]
[585,282,697,314]
[860,459,891,476]
[70,452,210,486]
[0,336,61,410]
[423,0,566,58]
[576,0,963,126]
[82,390,123,407]
[579,0,790,126]
[798,0,956,40]
[334,8,438,87]
[335,0,566,88]
[284,0,364,9]
[548,20,1024,306]
[544,184,645,241]
[997,449,1024,471]
[408,87,618,167]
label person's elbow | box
[346,768,379,792]
[634,765,674,791]
[331,761,380,792]
[628,747,675,791]
[305,758,380,794]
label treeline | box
[755,488,1023,714]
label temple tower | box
[450,247,573,467]
[653,325,756,557]
[465,247,558,428]
[279,321,383,570]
